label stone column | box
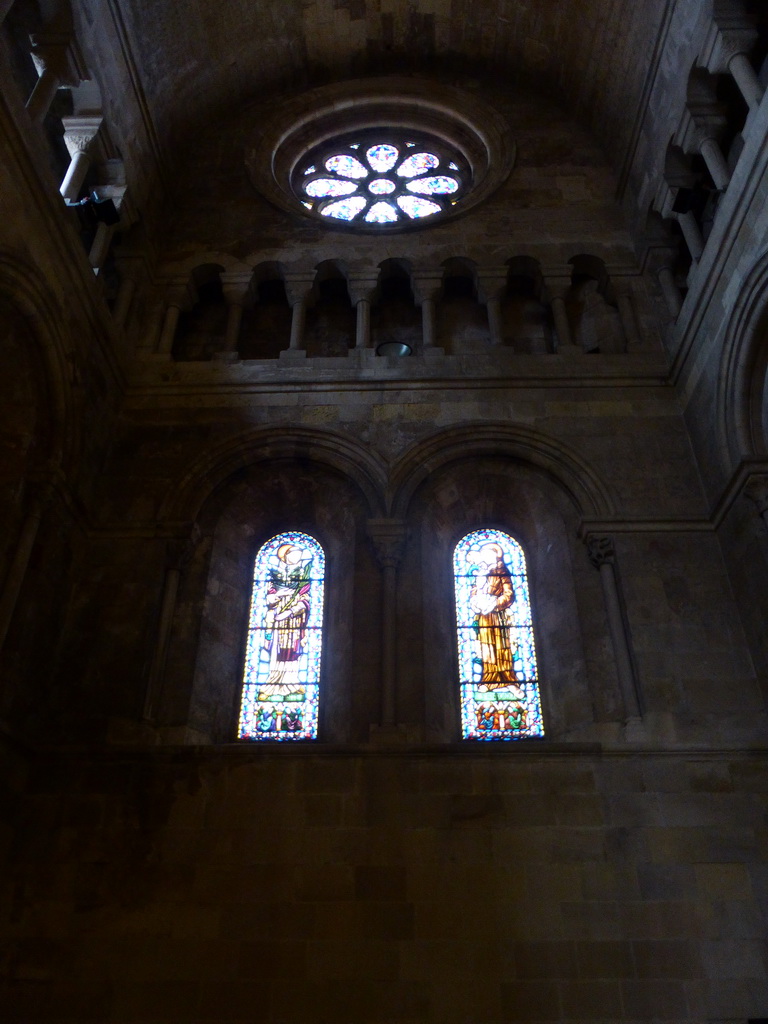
[284,274,314,352]
[348,277,377,349]
[586,535,641,718]
[728,51,763,112]
[656,264,683,318]
[413,276,442,350]
[676,210,704,263]
[26,34,84,125]
[89,223,116,274]
[614,282,642,352]
[744,476,768,533]
[0,482,54,654]
[698,134,731,191]
[157,281,195,355]
[113,277,135,329]
[221,272,252,355]
[478,275,507,347]
[368,519,407,729]
[59,116,102,199]
[143,535,197,722]
[26,62,61,126]
[545,275,577,351]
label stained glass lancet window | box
[238,532,325,741]
[454,529,544,741]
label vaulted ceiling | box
[88,0,672,173]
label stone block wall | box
[1,747,767,1023]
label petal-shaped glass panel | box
[406,175,459,195]
[304,165,316,175]
[396,152,440,178]
[320,196,367,221]
[365,201,399,223]
[448,161,459,170]
[305,178,359,198]
[368,178,396,195]
[367,145,399,172]
[397,195,441,219]
[325,154,369,178]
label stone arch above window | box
[453,528,544,741]
[238,531,326,742]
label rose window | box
[294,133,470,228]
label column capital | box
[368,519,407,570]
[165,278,196,311]
[412,275,443,305]
[744,475,768,517]
[163,525,202,571]
[220,271,252,306]
[586,534,616,569]
[283,273,314,307]
[702,9,758,74]
[543,274,573,302]
[29,31,87,86]
[476,273,507,304]
[347,275,378,305]
[644,245,681,275]
[61,115,102,158]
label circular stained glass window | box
[294,132,470,229]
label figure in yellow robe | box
[469,543,522,693]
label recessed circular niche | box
[245,77,516,233]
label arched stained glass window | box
[454,529,544,741]
[238,531,325,741]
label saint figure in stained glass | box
[238,532,324,741]
[469,542,521,693]
[454,530,544,741]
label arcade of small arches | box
[157,254,650,362]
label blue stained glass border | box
[454,529,545,741]
[238,531,325,741]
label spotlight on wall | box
[376,342,412,357]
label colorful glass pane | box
[453,529,544,742]
[325,154,368,178]
[367,144,399,172]
[397,195,441,219]
[321,196,367,221]
[368,178,396,195]
[406,175,459,195]
[365,201,398,223]
[448,161,459,170]
[238,532,325,742]
[396,152,440,178]
[305,178,359,197]
[304,165,316,174]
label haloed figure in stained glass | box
[454,529,544,741]
[469,543,522,695]
[260,542,311,701]
[239,531,324,741]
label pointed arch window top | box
[454,529,544,741]
[238,531,325,741]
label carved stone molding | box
[586,534,616,569]
[367,519,407,569]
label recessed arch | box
[389,424,617,520]
[718,246,768,463]
[160,426,388,524]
